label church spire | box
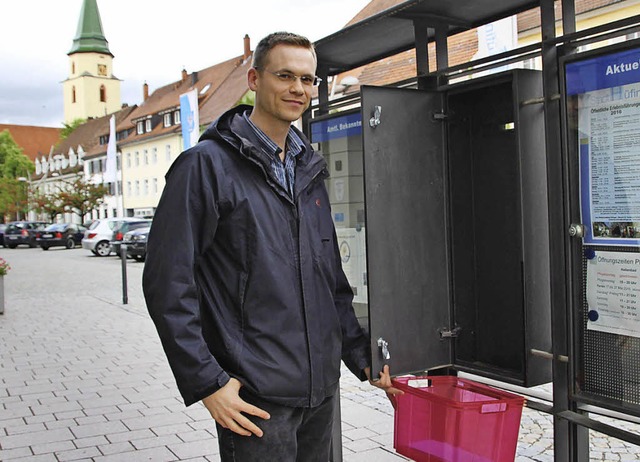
[68,0,112,56]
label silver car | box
[82,217,140,257]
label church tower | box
[63,0,121,123]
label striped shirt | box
[243,112,305,198]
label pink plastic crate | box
[392,376,525,462]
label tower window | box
[100,85,106,102]
[72,86,76,103]
[98,64,107,76]
[72,62,75,74]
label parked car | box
[110,219,152,257]
[122,225,151,262]
[0,223,6,247]
[3,221,50,248]
[36,223,87,250]
[82,217,141,257]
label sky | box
[0,0,372,128]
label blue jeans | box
[216,392,336,462]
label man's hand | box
[201,378,270,437]
[365,365,404,409]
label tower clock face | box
[98,64,107,76]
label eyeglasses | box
[255,67,322,87]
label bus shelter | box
[305,1,640,460]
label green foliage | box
[60,118,86,140]
[236,90,255,107]
[0,130,33,220]
[0,177,28,220]
[0,130,33,179]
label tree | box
[0,177,27,220]
[57,176,109,221]
[60,118,86,140]
[30,189,65,223]
[0,130,34,179]
[0,130,34,220]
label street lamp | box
[17,177,29,221]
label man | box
[143,32,400,461]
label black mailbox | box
[362,69,552,387]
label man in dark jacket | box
[143,31,400,461]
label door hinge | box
[438,326,461,339]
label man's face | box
[249,44,317,127]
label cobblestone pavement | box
[1,247,639,461]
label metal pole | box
[120,243,128,304]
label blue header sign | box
[566,47,640,95]
[310,112,362,143]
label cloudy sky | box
[0,0,372,128]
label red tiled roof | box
[118,55,247,147]
[0,124,61,161]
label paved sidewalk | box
[1,248,638,461]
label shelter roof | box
[315,0,539,74]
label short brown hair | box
[252,32,316,69]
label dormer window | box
[174,110,181,124]
[145,119,152,132]
[164,113,172,127]
[137,121,144,134]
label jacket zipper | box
[295,167,327,407]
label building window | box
[135,180,140,196]
[144,179,149,195]
[72,86,76,103]
[72,62,75,74]
[165,144,171,161]
[144,150,149,165]
[127,181,132,195]
[153,178,158,194]
[174,111,181,124]
[98,64,107,76]
[145,119,152,132]
[135,152,139,167]
[164,113,172,127]
[126,152,131,168]
[116,154,121,170]
[136,121,144,134]
[99,85,106,103]
[152,147,158,164]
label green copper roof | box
[68,0,112,56]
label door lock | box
[568,223,585,238]
[369,106,382,128]
[377,337,391,360]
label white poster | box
[586,250,640,338]
[336,227,367,304]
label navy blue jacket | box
[143,105,370,407]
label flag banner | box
[103,114,118,183]
[180,89,200,150]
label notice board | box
[565,41,640,413]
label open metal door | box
[361,86,452,377]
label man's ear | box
[247,68,259,91]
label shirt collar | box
[243,112,305,159]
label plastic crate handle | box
[480,402,508,414]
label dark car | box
[109,219,151,256]
[3,221,50,248]
[122,225,151,262]
[36,223,87,250]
